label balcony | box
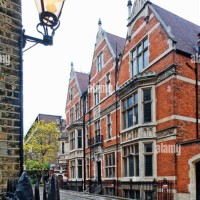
[88,135,103,147]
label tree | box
[24,120,61,182]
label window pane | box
[144,38,148,49]
[129,156,134,176]
[134,93,138,104]
[128,109,133,127]
[138,55,143,73]
[124,158,127,177]
[145,155,153,176]
[145,143,152,152]
[144,102,152,122]
[129,190,134,199]
[143,89,151,101]
[133,60,137,76]
[136,155,139,176]
[132,50,136,58]
[128,97,133,108]
[144,50,149,68]
[123,113,127,129]
[138,45,142,53]
[134,106,138,124]
[123,100,127,110]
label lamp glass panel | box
[34,0,64,17]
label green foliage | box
[24,120,61,172]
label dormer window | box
[97,52,103,72]
[131,38,149,77]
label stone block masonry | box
[0,0,22,198]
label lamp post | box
[19,0,65,175]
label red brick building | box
[59,0,200,199]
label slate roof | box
[76,71,89,93]
[151,3,200,55]
[106,32,126,56]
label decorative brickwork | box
[0,0,22,197]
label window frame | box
[75,103,79,120]
[144,143,153,177]
[94,83,100,106]
[105,153,116,178]
[106,73,111,96]
[131,37,149,77]
[107,114,112,139]
[123,144,139,177]
[97,52,103,72]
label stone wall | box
[0,0,22,197]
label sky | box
[22,0,200,135]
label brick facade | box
[59,1,200,199]
[0,0,22,197]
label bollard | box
[43,181,47,200]
[15,172,34,200]
[34,180,40,200]
[48,175,60,200]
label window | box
[122,93,138,129]
[123,144,139,177]
[106,188,114,196]
[144,143,153,176]
[143,89,152,123]
[95,120,101,142]
[106,73,111,95]
[70,108,74,123]
[97,52,103,72]
[124,190,140,199]
[94,83,100,105]
[78,159,82,178]
[107,114,112,139]
[105,153,115,178]
[69,87,74,100]
[62,142,65,154]
[121,87,153,129]
[75,103,79,119]
[145,191,153,200]
[86,158,90,178]
[70,131,75,150]
[70,160,76,178]
[77,130,82,148]
[131,38,149,76]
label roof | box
[106,32,126,56]
[75,71,89,93]
[151,3,200,55]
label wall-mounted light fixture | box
[23,0,65,48]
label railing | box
[61,178,174,199]
[88,135,103,147]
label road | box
[40,188,126,200]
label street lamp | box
[23,0,65,48]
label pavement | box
[39,188,126,200]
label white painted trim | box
[157,115,200,124]
[157,176,177,181]
[176,75,200,85]
[188,154,200,200]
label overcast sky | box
[22,0,200,134]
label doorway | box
[196,161,200,200]
[97,161,102,184]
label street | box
[40,188,125,200]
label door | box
[196,161,200,200]
[97,161,102,184]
